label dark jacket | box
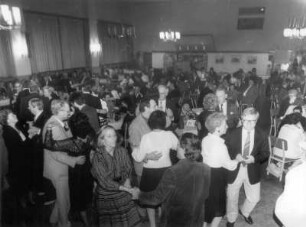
[139,159,211,227]
[225,126,269,185]
[80,105,100,133]
[216,100,239,129]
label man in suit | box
[225,107,269,227]
[240,77,259,108]
[156,84,179,124]
[70,92,100,133]
[215,86,239,131]
[28,98,51,195]
[42,100,86,227]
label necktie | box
[242,132,250,166]
[220,104,223,112]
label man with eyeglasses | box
[225,107,269,227]
[42,100,86,227]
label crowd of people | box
[0,65,306,227]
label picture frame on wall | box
[247,56,257,64]
[215,55,224,64]
[231,55,241,63]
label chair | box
[269,109,279,136]
[266,136,296,181]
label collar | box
[208,133,225,143]
[34,110,43,121]
[53,116,65,128]
[82,91,91,94]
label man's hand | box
[235,154,244,162]
[75,156,86,165]
[123,179,132,189]
[145,151,162,162]
[243,155,255,164]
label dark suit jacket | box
[139,159,211,227]
[156,98,179,123]
[216,100,239,129]
[14,89,30,120]
[225,127,269,185]
[19,92,41,122]
[32,111,51,148]
[81,105,100,132]
[241,85,259,106]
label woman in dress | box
[0,109,31,224]
[91,125,141,227]
[133,110,182,227]
[202,112,242,227]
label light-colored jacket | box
[42,115,77,181]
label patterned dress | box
[91,146,141,227]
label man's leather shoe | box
[226,222,235,227]
[239,209,253,224]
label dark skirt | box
[95,188,141,227]
[205,167,227,223]
[139,167,168,192]
[69,160,93,212]
[139,167,168,208]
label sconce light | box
[12,31,28,58]
[90,42,102,55]
[0,4,22,30]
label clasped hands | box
[235,154,254,165]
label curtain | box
[98,22,133,65]
[59,17,87,69]
[25,13,62,73]
[0,31,15,77]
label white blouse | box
[133,130,179,168]
[274,124,306,159]
[275,161,306,227]
[201,133,238,170]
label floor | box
[2,166,284,227]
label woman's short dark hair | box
[278,112,302,134]
[0,109,12,125]
[148,110,166,130]
[203,93,218,110]
[180,133,202,162]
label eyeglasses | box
[242,119,257,124]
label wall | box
[207,52,269,77]
[124,0,306,55]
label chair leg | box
[279,162,285,182]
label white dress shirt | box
[158,99,166,112]
[241,128,255,156]
[202,133,238,170]
[219,101,227,116]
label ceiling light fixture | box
[159,30,181,42]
